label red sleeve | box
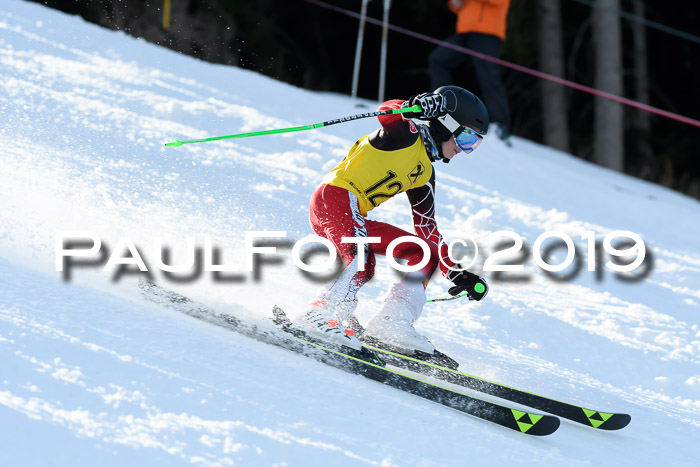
[370,99,418,150]
[377,99,406,130]
[374,99,422,147]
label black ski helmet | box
[426,86,489,145]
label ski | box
[270,307,559,435]
[354,337,631,430]
[138,280,560,436]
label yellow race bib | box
[323,135,434,215]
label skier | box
[293,85,489,354]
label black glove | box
[445,265,489,301]
[402,93,447,120]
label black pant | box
[429,32,511,134]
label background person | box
[429,0,512,143]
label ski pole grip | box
[396,105,422,114]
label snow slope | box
[1,1,699,465]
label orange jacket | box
[448,0,510,40]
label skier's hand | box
[445,265,489,301]
[402,93,447,120]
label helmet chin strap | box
[418,125,446,163]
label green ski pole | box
[427,279,488,303]
[427,291,470,303]
[165,105,422,148]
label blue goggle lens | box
[455,127,483,153]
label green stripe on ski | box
[291,334,456,389]
[364,342,566,404]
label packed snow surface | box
[1,1,699,465]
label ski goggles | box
[455,127,483,154]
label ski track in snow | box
[1,1,700,465]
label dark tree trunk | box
[538,0,570,153]
[630,0,654,178]
[593,0,624,171]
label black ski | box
[357,340,631,430]
[138,280,560,436]
[269,306,559,436]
